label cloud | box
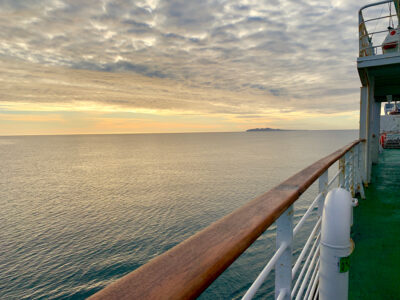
[0,113,64,123]
[0,0,365,122]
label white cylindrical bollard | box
[319,188,354,300]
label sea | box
[0,130,358,299]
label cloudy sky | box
[0,0,370,135]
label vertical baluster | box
[357,142,363,184]
[344,152,350,191]
[314,171,328,300]
[350,148,355,197]
[359,85,368,183]
[357,143,366,199]
[318,171,328,217]
[339,156,345,188]
[353,143,366,199]
[358,143,362,173]
[275,205,293,300]
[355,145,359,196]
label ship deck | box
[349,149,400,299]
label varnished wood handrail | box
[89,139,361,300]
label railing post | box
[356,143,366,199]
[355,145,359,195]
[359,86,368,184]
[275,205,293,300]
[344,152,350,191]
[350,148,355,197]
[318,171,328,217]
[357,143,361,176]
[366,76,376,183]
[371,100,381,164]
[339,156,345,188]
[358,12,362,56]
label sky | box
[0,0,369,135]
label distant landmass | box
[246,127,288,132]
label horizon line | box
[0,129,359,137]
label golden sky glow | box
[0,0,362,135]
[0,58,359,135]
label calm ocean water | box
[0,131,357,299]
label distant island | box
[246,127,288,132]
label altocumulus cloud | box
[0,0,363,115]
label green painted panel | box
[349,150,400,299]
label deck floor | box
[349,149,400,299]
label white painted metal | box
[292,220,321,278]
[352,143,365,198]
[359,0,392,12]
[275,206,293,300]
[382,26,400,54]
[359,87,368,183]
[350,148,355,196]
[318,171,328,217]
[304,260,320,299]
[243,143,362,300]
[354,146,359,195]
[357,52,400,68]
[358,1,398,56]
[295,244,320,300]
[371,100,381,164]
[366,76,375,183]
[276,289,287,300]
[293,194,321,237]
[350,153,354,195]
[291,233,320,298]
[242,236,288,299]
[327,169,341,188]
[355,169,366,199]
[313,286,319,300]
[344,152,350,190]
[357,143,361,180]
[307,270,319,300]
[319,188,354,300]
[339,157,345,188]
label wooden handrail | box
[89,139,361,300]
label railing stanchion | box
[357,143,362,180]
[275,205,293,300]
[339,156,345,188]
[344,152,350,190]
[356,143,366,199]
[318,171,328,217]
[356,145,361,191]
[350,147,355,196]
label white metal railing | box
[359,0,400,56]
[91,141,364,300]
[242,142,365,300]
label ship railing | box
[89,139,364,300]
[242,141,364,300]
[359,0,399,57]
